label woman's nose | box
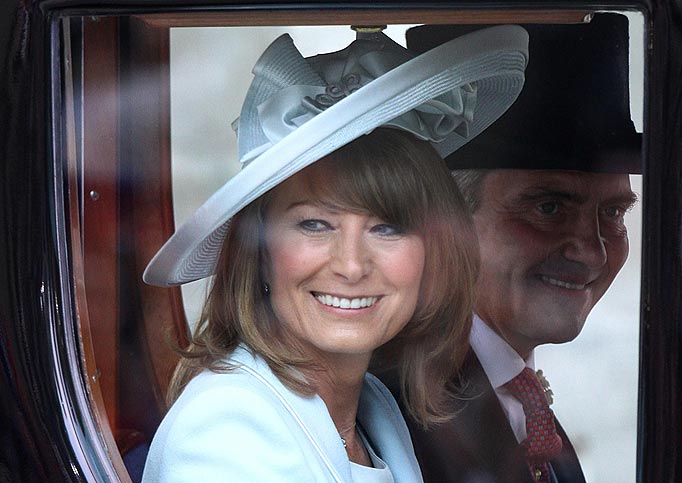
[330,230,371,282]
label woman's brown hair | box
[169,128,479,427]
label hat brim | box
[144,25,528,286]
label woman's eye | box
[298,219,330,232]
[370,223,404,236]
[537,201,560,215]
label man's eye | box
[603,206,624,218]
[370,223,404,236]
[298,219,330,232]
[537,202,560,215]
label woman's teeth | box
[314,293,378,309]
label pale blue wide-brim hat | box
[144,25,529,287]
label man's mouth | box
[313,292,379,309]
[539,275,587,290]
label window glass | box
[170,18,644,483]
[67,10,645,482]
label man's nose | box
[330,230,371,282]
[561,212,608,268]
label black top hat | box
[407,13,642,173]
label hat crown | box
[234,31,480,165]
[233,34,325,163]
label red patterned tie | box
[505,367,563,483]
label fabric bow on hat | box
[235,33,477,165]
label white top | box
[349,428,396,483]
[469,314,535,443]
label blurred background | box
[169,13,644,482]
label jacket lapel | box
[402,350,530,482]
[454,351,586,482]
[454,350,532,482]
[229,346,352,482]
[357,373,423,483]
[552,421,586,483]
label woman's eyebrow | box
[284,199,341,213]
[284,200,313,211]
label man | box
[397,14,641,483]
[455,168,636,355]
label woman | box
[142,26,528,482]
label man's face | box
[473,170,636,358]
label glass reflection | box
[166,15,643,483]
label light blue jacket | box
[141,345,423,482]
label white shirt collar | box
[469,314,535,389]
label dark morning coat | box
[397,350,586,483]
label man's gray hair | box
[450,169,491,213]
